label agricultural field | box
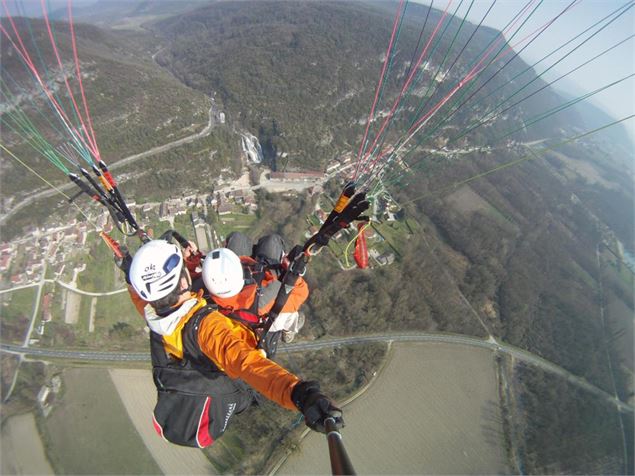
[277,342,508,474]
[212,210,258,241]
[109,368,217,475]
[1,413,53,475]
[41,367,161,475]
[0,286,37,344]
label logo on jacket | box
[222,403,236,432]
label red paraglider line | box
[40,0,98,159]
[0,5,96,158]
[359,0,541,182]
[68,0,100,160]
[355,0,455,179]
[355,0,406,176]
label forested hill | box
[149,0,582,170]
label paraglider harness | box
[256,182,370,351]
[215,255,287,357]
[157,230,288,357]
[149,302,257,448]
[87,180,368,452]
[161,182,370,358]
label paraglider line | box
[40,0,99,158]
[401,115,635,205]
[67,0,100,159]
[0,144,98,227]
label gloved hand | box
[114,245,133,284]
[292,380,344,433]
[336,192,370,229]
[284,245,308,276]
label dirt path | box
[277,342,508,475]
[88,297,97,332]
[1,413,54,475]
[109,368,218,475]
[63,289,81,324]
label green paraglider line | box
[494,73,635,141]
[377,71,635,190]
[366,0,596,190]
[399,115,635,206]
[375,23,634,190]
[459,1,635,121]
[359,0,548,190]
[364,0,474,173]
[17,0,87,148]
[450,32,635,144]
[1,115,71,173]
[2,74,79,161]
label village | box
[0,152,407,292]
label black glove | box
[285,245,308,276]
[336,192,370,228]
[320,192,370,241]
[114,245,133,284]
[292,380,344,433]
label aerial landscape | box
[0,0,633,474]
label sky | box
[414,0,635,139]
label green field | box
[77,233,123,293]
[0,287,38,344]
[213,211,258,241]
[42,367,161,475]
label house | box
[218,203,233,215]
[0,253,11,272]
[376,252,395,266]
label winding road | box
[2,331,632,414]
[0,101,216,226]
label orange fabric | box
[160,295,207,360]
[212,274,309,315]
[197,310,300,410]
[127,288,299,410]
[128,285,148,316]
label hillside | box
[148,1,593,171]
[0,16,239,238]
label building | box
[218,203,233,215]
[270,171,325,182]
[0,253,11,272]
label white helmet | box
[202,248,244,298]
[129,240,184,301]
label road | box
[0,279,127,297]
[3,259,47,402]
[0,101,216,226]
[2,331,632,413]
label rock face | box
[240,132,263,163]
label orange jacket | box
[211,258,309,315]
[129,288,299,410]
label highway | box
[2,331,632,413]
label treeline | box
[513,362,632,474]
